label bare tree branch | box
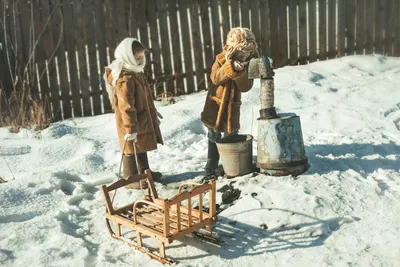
[1,5,15,89]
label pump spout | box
[248,56,278,119]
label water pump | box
[248,56,308,176]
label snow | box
[1,55,400,267]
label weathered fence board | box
[178,0,195,94]
[33,0,49,106]
[356,0,365,55]
[200,0,213,88]
[231,0,240,27]
[344,0,355,55]
[299,0,307,64]
[62,0,81,117]
[94,1,111,112]
[384,0,394,56]
[277,0,288,66]
[147,0,163,95]
[319,0,327,60]
[240,0,250,28]
[168,0,184,95]
[40,0,61,120]
[365,0,374,55]
[74,0,91,116]
[189,1,205,91]
[210,0,222,55]
[51,0,71,119]
[259,0,270,57]
[288,0,297,63]
[394,0,400,56]
[268,0,279,64]
[220,0,230,44]
[309,0,317,62]
[327,0,336,58]
[157,0,174,94]
[250,0,260,49]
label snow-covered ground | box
[1,55,400,267]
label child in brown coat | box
[201,27,258,179]
[104,38,163,188]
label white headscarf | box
[107,37,146,86]
[104,38,146,109]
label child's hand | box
[233,60,244,72]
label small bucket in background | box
[216,134,254,178]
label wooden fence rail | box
[0,0,399,121]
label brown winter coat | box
[201,52,254,133]
[105,68,163,154]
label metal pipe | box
[260,78,274,109]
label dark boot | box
[137,152,162,181]
[123,154,148,189]
[203,141,220,181]
[259,107,279,119]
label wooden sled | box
[101,170,218,264]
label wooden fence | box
[0,0,400,121]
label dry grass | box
[0,88,51,133]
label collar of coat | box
[216,52,227,65]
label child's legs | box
[205,129,222,170]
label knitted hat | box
[224,27,258,61]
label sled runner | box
[101,170,218,264]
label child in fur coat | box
[200,27,258,179]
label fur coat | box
[201,52,254,133]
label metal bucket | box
[216,134,254,178]
[257,113,308,176]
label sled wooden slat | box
[114,203,135,214]
[105,213,135,226]
[172,205,210,221]
[137,206,204,226]
[101,170,218,264]
[106,174,148,191]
